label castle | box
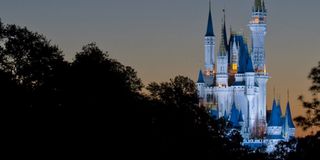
[196,0,295,151]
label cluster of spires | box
[198,10,255,83]
[221,93,295,131]
[268,94,295,129]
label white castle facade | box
[196,0,295,151]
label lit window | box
[232,63,238,71]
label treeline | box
[1,20,319,159]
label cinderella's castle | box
[196,0,295,151]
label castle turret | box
[196,70,205,105]
[267,99,282,136]
[266,99,285,152]
[204,0,215,74]
[249,0,267,72]
[215,9,230,118]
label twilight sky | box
[1,0,319,136]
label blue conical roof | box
[284,102,295,128]
[277,99,283,116]
[246,56,254,72]
[236,36,250,73]
[197,70,205,83]
[271,98,277,109]
[268,99,282,126]
[205,7,214,37]
[230,102,240,127]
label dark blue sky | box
[1,0,320,135]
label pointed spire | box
[232,35,237,48]
[197,70,205,83]
[222,8,228,53]
[224,110,228,120]
[205,0,215,37]
[273,98,277,107]
[254,0,262,12]
[277,98,282,116]
[254,0,266,12]
[238,110,244,122]
[284,101,295,128]
[219,15,227,56]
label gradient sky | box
[1,0,319,136]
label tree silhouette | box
[67,42,143,110]
[147,76,264,159]
[0,24,66,89]
[147,75,198,107]
[0,21,69,113]
[295,61,320,130]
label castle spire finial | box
[223,8,226,22]
[287,89,290,102]
[273,86,276,99]
[254,0,266,13]
[205,0,214,37]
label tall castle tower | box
[249,0,267,72]
[216,11,228,87]
[249,0,269,134]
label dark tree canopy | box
[68,42,143,109]
[147,76,198,107]
[0,24,66,89]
